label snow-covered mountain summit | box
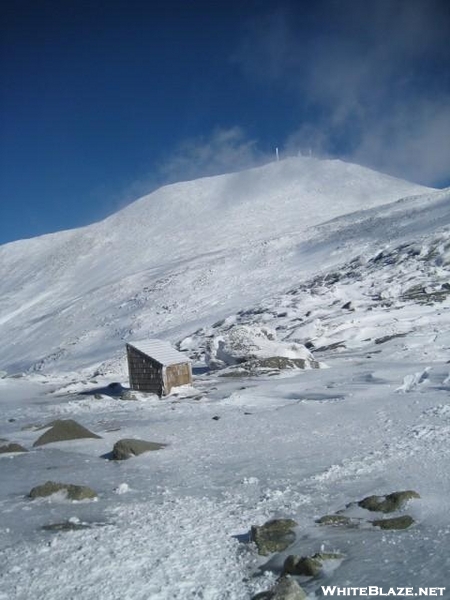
[0,156,441,372]
[1,158,450,599]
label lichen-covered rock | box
[112,438,167,460]
[283,555,322,577]
[358,490,420,513]
[29,481,97,501]
[252,575,307,600]
[0,443,28,454]
[33,419,101,447]
[371,515,415,530]
[250,518,298,556]
[316,514,356,527]
[283,552,344,577]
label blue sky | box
[1,0,449,244]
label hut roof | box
[127,339,190,366]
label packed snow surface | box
[0,157,449,599]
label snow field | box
[1,157,450,598]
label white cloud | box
[234,0,450,185]
[157,126,269,183]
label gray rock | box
[112,438,167,460]
[358,490,420,513]
[316,514,357,527]
[0,443,28,454]
[29,481,97,501]
[246,356,320,372]
[42,521,92,532]
[33,419,101,447]
[119,390,138,401]
[284,553,344,577]
[219,356,320,378]
[371,515,415,530]
[250,518,297,556]
[313,341,346,352]
[252,575,307,600]
[283,555,322,577]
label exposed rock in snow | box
[28,481,98,501]
[358,490,420,513]
[371,515,415,530]
[33,418,101,447]
[112,438,167,460]
[41,519,92,532]
[250,518,298,556]
[205,325,316,370]
[315,514,358,527]
[283,552,344,577]
[0,442,28,453]
[252,575,307,600]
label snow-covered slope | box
[0,157,434,372]
[1,158,450,600]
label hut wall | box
[127,345,163,395]
[164,362,193,394]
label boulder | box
[371,515,415,530]
[358,490,420,513]
[283,552,344,577]
[29,481,97,501]
[252,575,307,600]
[112,438,167,460]
[205,325,317,370]
[250,518,297,556]
[0,442,28,454]
[33,419,101,447]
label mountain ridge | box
[0,157,442,372]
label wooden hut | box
[126,339,192,396]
